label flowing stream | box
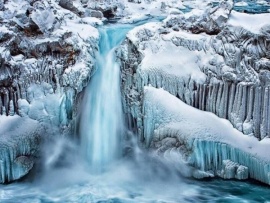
[1,20,270,203]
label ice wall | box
[0,116,46,183]
[119,3,270,140]
[142,86,270,185]
[118,1,270,184]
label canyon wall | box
[118,1,270,184]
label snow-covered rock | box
[118,1,270,185]
[142,86,270,184]
[119,4,270,141]
[164,0,233,34]
[0,115,46,183]
[0,0,99,118]
[0,0,99,183]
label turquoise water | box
[234,0,270,13]
[0,154,270,203]
[211,1,270,13]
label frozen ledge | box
[0,116,45,183]
[142,86,270,184]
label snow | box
[31,8,55,34]
[1,0,270,186]
[0,115,37,140]
[63,62,92,92]
[127,21,209,85]
[119,14,152,24]
[118,4,270,184]
[58,20,99,41]
[143,86,264,157]
[80,17,103,26]
[0,0,101,182]
[228,11,270,34]
[257,0,268,5]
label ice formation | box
[0,115,45,183]
[120,2,270,139]
[0,0,100,182]
[142,86,270,184]
[118,0,270,184]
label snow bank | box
[228,11,270,34]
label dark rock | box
[59,0,81,16]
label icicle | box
[201,84,207,111]
[236,84,243,119]
[213,83,220,115]
[215,82,223,117]
[2,106,6,116]
[240,84,247,124]
[191,139,270,184]
[228,83,236,121]
[246,86,254,122]
[9,100,14,116]
[222,82,229,119]
[261,87,269,139]
[198,84,203,110]
[206,84,213,112]
[253,86,262,139]
[0,97,2,115]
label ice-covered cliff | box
[118,0,270,184]
[0,0,100,183]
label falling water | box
[80,25,132,172]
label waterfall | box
[80,25,131,173]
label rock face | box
[118,1,270,184]
[0,0,99,183]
